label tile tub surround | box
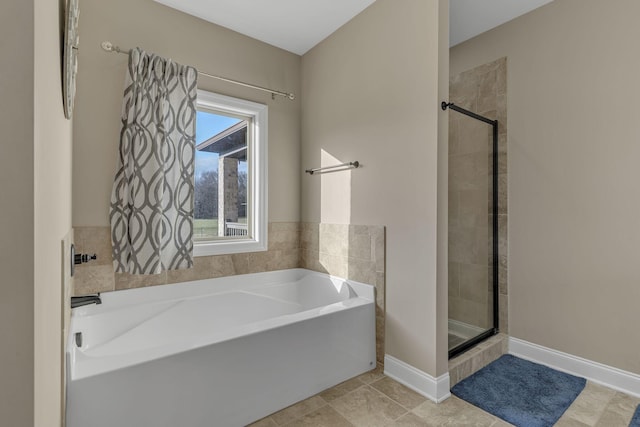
[448,57,508,334]
[72,222,301,295]
[72,222,387,363]
[300,223,386,364]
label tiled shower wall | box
[72,222,386,363]
[448,57,508,334]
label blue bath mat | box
[452,354,586,427]
[630,404,640,427]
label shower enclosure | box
[444,101,499,358]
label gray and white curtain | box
[110,48,198,274]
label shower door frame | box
[442,101,499,359]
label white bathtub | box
[66,268,376,427]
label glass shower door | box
[446,102,498,357]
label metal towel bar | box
[305,161,359,175]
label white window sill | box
[193,238,268,257]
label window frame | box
[193,89,268,257]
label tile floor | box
[249,365,640,427]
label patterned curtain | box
[109,48,198,274]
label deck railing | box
[225,222,248,236]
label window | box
[193,90,267,256]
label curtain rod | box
[100,41,296,100]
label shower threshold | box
[448,319,486,351]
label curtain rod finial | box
[101,41,114,52]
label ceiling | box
[450,0,554,47]
[154,0,377,56]
[154,0,554,55]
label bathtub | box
[66,268,376,427]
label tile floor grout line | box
[358,384,411,421]
[368,383,425,415]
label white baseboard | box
[384,355,451,403]
[509,337,640,398]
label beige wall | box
[435,0,450,375]
[0,0,73,424]
[34,0,74,425]
[301,0,449,376]
[73,0,301,227]
[0,0,35,424]
[451,0,640,374]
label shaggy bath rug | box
[452,354,586,427]
[629,404,640,427]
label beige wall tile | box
[496,58,507,96]
[318,230,349,259]
[300,249,324,273]
[497,173,507,214]
[375,273,385,309]
[167,256,217,283]
[230,253,251,275]
[449,115,460,155]
[300,222,319,251]
[497,94,507,136]
[73,265,115,295]
[448,262,460,297]
[449,57,508,337]
[449,225,488,265]
[347,231,371,261]
[477,69,497,113]
[318,252,348,278]
[458,190,490,228]
[114,271,167,290]
[210,255,236,278]
[450,75,478,111]
[457,116,492,156]
[268,222,300,251]
[449,192,459,227]
[449,296,489,329]
[459,264,488,304]
[449,152,490,193]
[499,294,509,334]
[319,223,349,236]
[347,258,376,286]
[372,227,385,273]
[74,226,112,266]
